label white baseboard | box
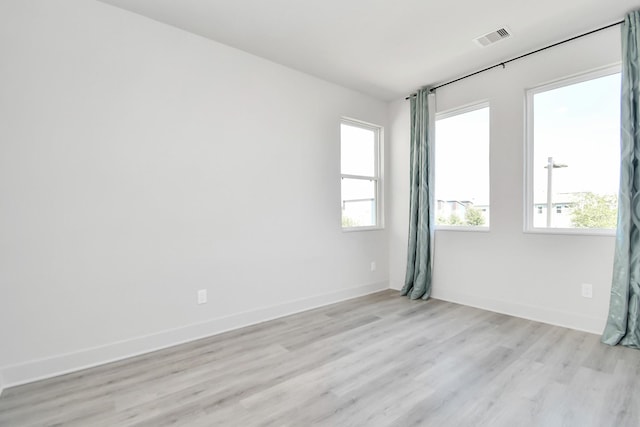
[431,288,606,335]
[0,281,388,389]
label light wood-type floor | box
[2,290,640,426]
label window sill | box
[435,226,490,233]
[524,227,616,237]
[342,226,384,233]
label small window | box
[526,67,620,233]
[435,103,490,228]
[341,119,381,229]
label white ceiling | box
[97,0,640,101]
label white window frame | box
[524,64,621,236]
[340,118,383,231]
[435,101,491,232]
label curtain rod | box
[405,19,624,99]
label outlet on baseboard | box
[197,289,207,304]
[581,283,593,299]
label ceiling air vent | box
[473,27,512,47]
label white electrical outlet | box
[370,261,377,272]
[197,289,207,304]
[581,283,593,299]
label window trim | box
[435,101,491,232]
[340,117,383,231]
[523,64,621,236]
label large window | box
[526,67,620,233]
[435,104,490,228]
[341,119,381,229]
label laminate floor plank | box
[2,290,640,426]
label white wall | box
[0,0,389,386]
[389,27,620,334]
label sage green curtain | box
[602,11,640,348]
[401,88,434,300]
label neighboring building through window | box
[435,103,490,228]
[526,67,620,232]
[341,119,381,229]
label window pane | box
[435,106,490,227]
[341,123,375,176]
[532,72,620,229]
[341,178,376,227]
